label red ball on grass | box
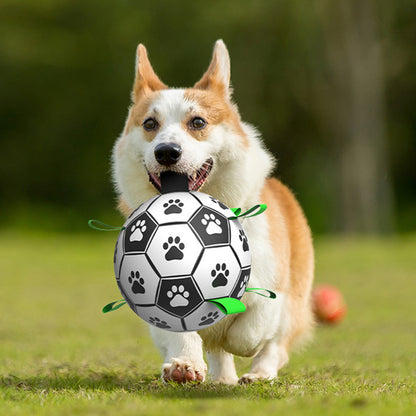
[312,284,346,324]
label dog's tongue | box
[160,171,189,194]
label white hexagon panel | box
[118,254,160,306]
[146,192,201,224]
[193,246,240,300]
[147,224,203,277]
[134,305,184,332]
[183,301,226,331]
[229,218,251,268]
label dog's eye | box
[190,117,207,130]
[143,118,158,131]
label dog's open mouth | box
[147,159,213,193]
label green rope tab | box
[102,300,126,313]
[102,289,276,315]
[207,297,246,314]
[88,219,124,232]
[244,288,277,299]
[229,204,267,220]
[230,207,242,216]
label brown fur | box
[133,44,167,100]
[124,44,168,136]
[125,43,248,146]
[193,48,229,97]
[183,89,248,143]
[261,178,315,350]
[124,92,162,137]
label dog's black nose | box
[154,143,182,166]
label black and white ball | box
[114,191,251,332]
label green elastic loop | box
[102,300,126,313]
[230,207,242,216]
[88,219,124,232]
[229,204,267,220]
[102,289,276,315]
[207,297,246,315]
[245,288,277,299]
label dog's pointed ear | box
[194,40,231,98]
[132,44,167,102]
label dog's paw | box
[212,375,239,385]
[238,373,274,384]
[162,357,206,383]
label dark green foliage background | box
[0,0,415,232]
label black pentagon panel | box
[157,277,203,318]
[189,207,230,247]
[230,268,251,300]
[124,212,157,253]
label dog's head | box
[113,40,273,213]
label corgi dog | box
[112,40,314,384]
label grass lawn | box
[0,230,415,415]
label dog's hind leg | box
[238,340,288,384]
[150,326,207,383]
[206,349,238,385]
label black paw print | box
[128,271,145,294]
[199,311,220,326]
[211,263,229,287]
[163,236,185,261]
[163,199,184,215]
[149,316,171,329]
[239,229,249,252]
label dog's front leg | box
[149,326,206,383]
[206,349,238,384]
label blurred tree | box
[316,0,395,233]
[0,0,414,233]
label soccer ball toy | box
[113,191,251,332]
